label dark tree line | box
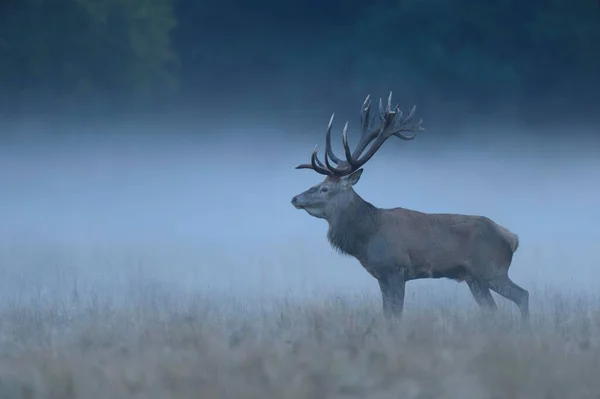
[1,0,599,121]
[0,0,177,115]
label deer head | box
[291,92,425,221]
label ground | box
[0,287,599,399]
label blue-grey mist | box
[1,120,599,313]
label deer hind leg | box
[377,271,406,320]
[466,278,498,312]
[488,274,529,321]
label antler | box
[295,91,425,177]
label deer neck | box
[326,191,380,259]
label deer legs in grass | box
[488,275,530,321]
[466,278,498,312]
[377,272,529,321]
[377,272,406,319]
[469,274,530,321]
[466,275,530,321]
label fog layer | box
[1,123,598,311]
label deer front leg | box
[377,270,406,319]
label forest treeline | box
[1,0,599,120]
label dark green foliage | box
[341,0,600,114]
[171,0,599,120]
[0,0,177,112]
[0,0,598,118]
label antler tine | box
[322,114,358,176]
[349,94,380,161]
[391,105,425,140]
[392,118,426,140]
[349,92,424,169]
[381,91,398,132]
[324,120,359,176]
[323,147,336,171]
[325,96,380,174]
[295,91,424,177]
[295,145,333,176]
[360,94,371,134]
[324,113,342,164]
[297,114,351,177]
[395,105,403,120]
[341,121,357,167]
[337,91,417,172]
[405,104,417,122]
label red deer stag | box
[291,92,529,321]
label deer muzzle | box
[291,196,303,209]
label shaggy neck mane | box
[326,192,380,259]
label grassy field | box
[2,125,599,398]
[1,286,600,399]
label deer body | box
[292,92,529,320]
[329,196,518,281]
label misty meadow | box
[1,1,600,398]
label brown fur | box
[292,172,529,321]
[291,92,528,321]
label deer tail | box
[510,232,519,253]
[495,224,519,253]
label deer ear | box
[343,169,363,187]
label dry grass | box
[0,287,600,399]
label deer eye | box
[320,187,328,193]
